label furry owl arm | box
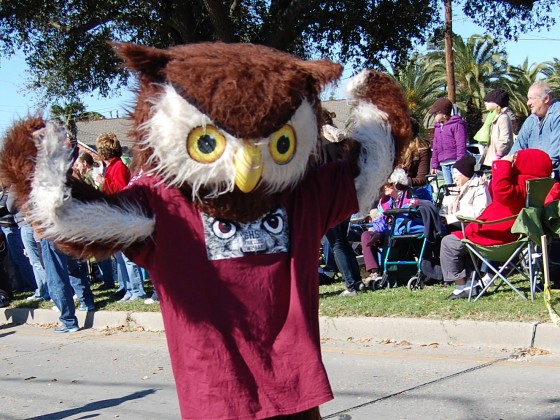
[0,117,155,260]
[344,70,411,215]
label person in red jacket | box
[95,132,130,194]
[440,148,553,299]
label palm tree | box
[389,56,445,123]
[541,57,560,93]
[424,34,508,140]
[425,34,508,111]
[505,59,553,126]
[49,101,105,141]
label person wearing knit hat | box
[480,88,514,169]
[484,89,509,108]
[428,97,453,117]
[428,97,468,185]
[453,154,476,179]
[442,152,490,230]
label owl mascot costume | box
[0,43,410,419]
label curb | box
[2,308,559,352]
[319,317,560,352]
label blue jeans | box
[97,258,115,287]
[20,223,49,299]
[325,218,362,292]
[41,240,79,329]
[67,258,95,308]
[441,163,454,185]
[1,225,36,292]
[115,252,145,298]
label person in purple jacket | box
[428,97,468,185]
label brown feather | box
[349,72,412,165]
[0,117,45,208]
[116,42,342,139]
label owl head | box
[114,42,342,220]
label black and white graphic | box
[202,207,289,260]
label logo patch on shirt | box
[201,207,290,260]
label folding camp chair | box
[459,177,555,301]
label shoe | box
[339,289,357,297]
[113,290,126,300]
[98,283,115,290]
[26,296,44,302]
[318,272,335,285]
[0,296,9,308]
[362,272,382,289]
[78,303,95,312]
[127,295,146,302]
[119,293,132,302]
[52,305,60,312]
[53,325,79,333]
[480,273,493,288]
[446,289,472,300]
[144,298,158,304]
[73,294,78,301]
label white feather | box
[27,122,154,249]
[345,73,396,214]
[139,85,237,198]
[140,85,319,197]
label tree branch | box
[202,0,236,42]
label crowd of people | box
[329,81,560,299]
[0,131,158,332]
[0,80,558,327]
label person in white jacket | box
[442,154,491,230]
[481,89,514,169]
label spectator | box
[442,154,491,230]
[440,149,552,300]
[72,151,115,290]
[95,132,130,193]
[320,109,363,296]
[6,193,49,301]
[509,81,560,175]
[398,117,432,200]
[95,132,145,301]
[0,231,13,307]
[480,89,514,170]
[361,180,408,287]
[0,185,36,292]
[73,151,97,187]
[428,98,468,185]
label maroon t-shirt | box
[124,162,358,419]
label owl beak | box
[234,144,263,193]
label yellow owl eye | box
[269,124,296,164]
[187,126,226,163]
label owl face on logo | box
[202,207,289,260]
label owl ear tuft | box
[112,42,171,81]
[299,60,343,91]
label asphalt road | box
[1,324,559,420]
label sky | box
[1,6,560,133]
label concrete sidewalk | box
[2,307,559,352]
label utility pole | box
[444,0,456,104]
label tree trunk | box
[444,0,456,104]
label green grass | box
[7,275,553,323]
[319,276,551,323]
[9,281,161,313]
